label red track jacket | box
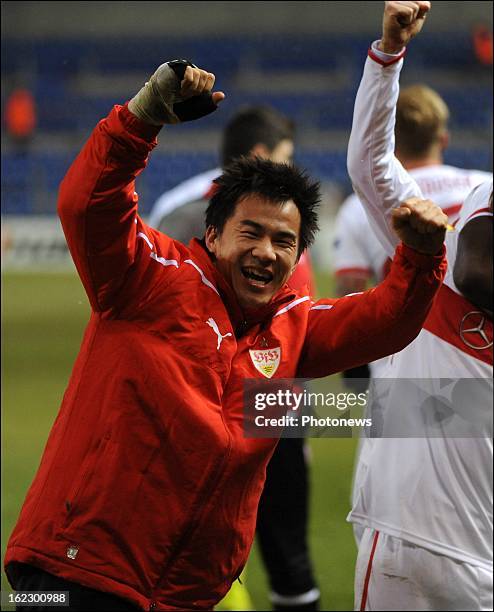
[5,104,446,611]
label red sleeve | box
[57,104,181,313]
[297,244,447,378]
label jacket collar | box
[188,238,298,335]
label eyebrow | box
[240,219,298,241]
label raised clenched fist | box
[380,1,431,54]
[391,197,448,254]
[129,60,225,126]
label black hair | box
[221,106,295,167]
[205,156,320,256]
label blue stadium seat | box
[444,148,492,170]
[2,32,491,215]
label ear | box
[205,225,219,255]
[439,130,449,151]
[249,143,271,160]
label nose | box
[251,237,276,263]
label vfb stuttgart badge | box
[249,347,281,379]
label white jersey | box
[333,167,490,284]
[332,193,389,283]
[346,46,493,571]
[147,167,221,229]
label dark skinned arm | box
[453,214,493,317]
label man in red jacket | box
[5,59,448,611]
[148,104,320,611]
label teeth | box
[243,268,273,283]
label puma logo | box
[206,318,232,350]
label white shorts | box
[355,527,493,611]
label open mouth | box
[241,266,274,288]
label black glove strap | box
[168,59,218,122]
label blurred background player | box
[347,1,493,608]
[147,106,320,612]
[4,86,37,155]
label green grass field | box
[2,270,359,611]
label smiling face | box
[205,194,301,309]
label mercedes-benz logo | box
[459,311,493,350]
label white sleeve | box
[332,195,373,276]
[147,168,220,229]
[347,42,424,258]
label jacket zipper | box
[149,431,233,605]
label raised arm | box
[301,1,451,378]
[347,1,432,257]
[58,61,224,312]
[299,242,446,378]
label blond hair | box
[395,85,450,158]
